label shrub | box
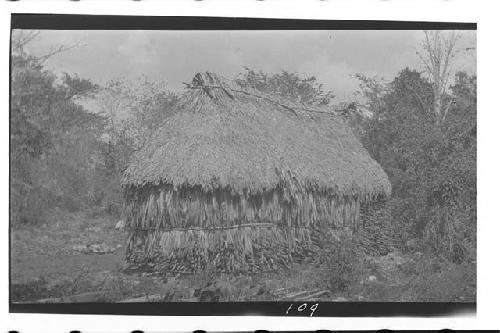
[316,236,364,293]
[10,181,56,226]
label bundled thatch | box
[122,72,391,273]
[358,200,394,256]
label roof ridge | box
[184,72,340,118]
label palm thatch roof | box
[122,72,391,200]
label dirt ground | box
[11,252,124,283]
[11,210,126,282]
[10,210,168,303]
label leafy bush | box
[354,69,476,261]
[316,236,364,293]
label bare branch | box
[416,50,434,75]
[37,41,86,64]
[11,30,41,54]
[11,30,86,65]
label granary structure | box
[122,72,391,273]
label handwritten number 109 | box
[285,303,319,316]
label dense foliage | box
[10,39,180,223]
[354,68,476,262]
[11,46,103,223]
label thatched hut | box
[122,72,391,273]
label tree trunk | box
[434,87,442,124]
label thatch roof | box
[122,72,390,201]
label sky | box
[22,30,476,103]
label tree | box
[127,77,180,149]
[95,77,180,172]
[431,72,476,257]
[353,74,389,120]
[234,67,335,106]
[417,30,460,124]
[89,78,180,215]
[10,31,103,224]
[355,67,476,260]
